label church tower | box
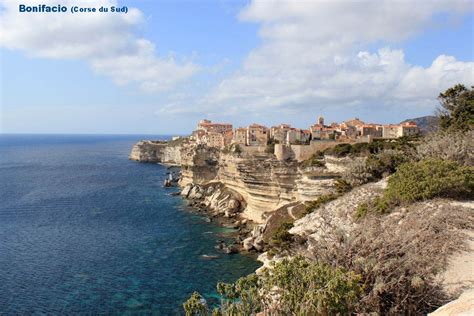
[317,115,324,126]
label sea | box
[0,134,260,314]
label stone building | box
[233,127,247,145]
[360,124,383,138]
[399,121,419,137]
[270,124,291,144]
[247,124,269,146]
[344,118,365,128]
[310,123,337,140]
[203,132,226,148]
[382,124,401,139]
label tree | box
[183,292,208,316]
[438,84,474,131]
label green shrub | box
[335,179,352,193]
[384,158,473,205]
[205,257,362,315]
[325,139,416,158]
[366,149,409,179]
[260,257,362,315]
[325,143,353,157]
[304,194,339,215]
[183,292,208,316]
[354,202,369,219]
[269,222,294,249]
[357,158,473,217]
[372,196,391,214]
[215,274,261,315]
[416,130,473,166]
[342,159,373,186]
[340,149,413,189]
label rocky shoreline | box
[180,182,266,254]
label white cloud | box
[204,0,474,116]
[0,0,199,92]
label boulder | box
[253,236,265,252]
[181,184,193,197]
[188,185,202,199]
[223,244,239,254]
[243,237,254,251]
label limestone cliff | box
[129,140,166,163]
[129,139,184,164]
[130,139,355,223]
[178,146,353,223]
[179,144,220,185]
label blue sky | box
[1,0,473,134]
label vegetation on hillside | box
[303,193,340,216]
[268,222,294,250]
[184,257,362,316]
[323,137,416,158]
[314,203,474,314]
[358,159,473,216]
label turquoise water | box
[0,134,260,314]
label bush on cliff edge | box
[372,158,473,214]
[386,159,472,202]
[204,256,362,316]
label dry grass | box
[416,130,473,166]
[306,200,474,314]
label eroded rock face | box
[179,145,220,186]
[216,153,300,223]
[181,182,246,218]
[177,145,358,223]
[131,140,359,223]
[185,152,360,222]
[129,140,167,163]
[129,140,183,164]
[290,178,387,242]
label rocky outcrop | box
[179,145,220,186]
[290,178,387,242]
[180,182,246,219]
[129,140,167,162]
[129,139,184,164]
[242,224,266,252]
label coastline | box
[130,130,474,314]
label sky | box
[0,0,473,135]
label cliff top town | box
[190,115,419,149]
